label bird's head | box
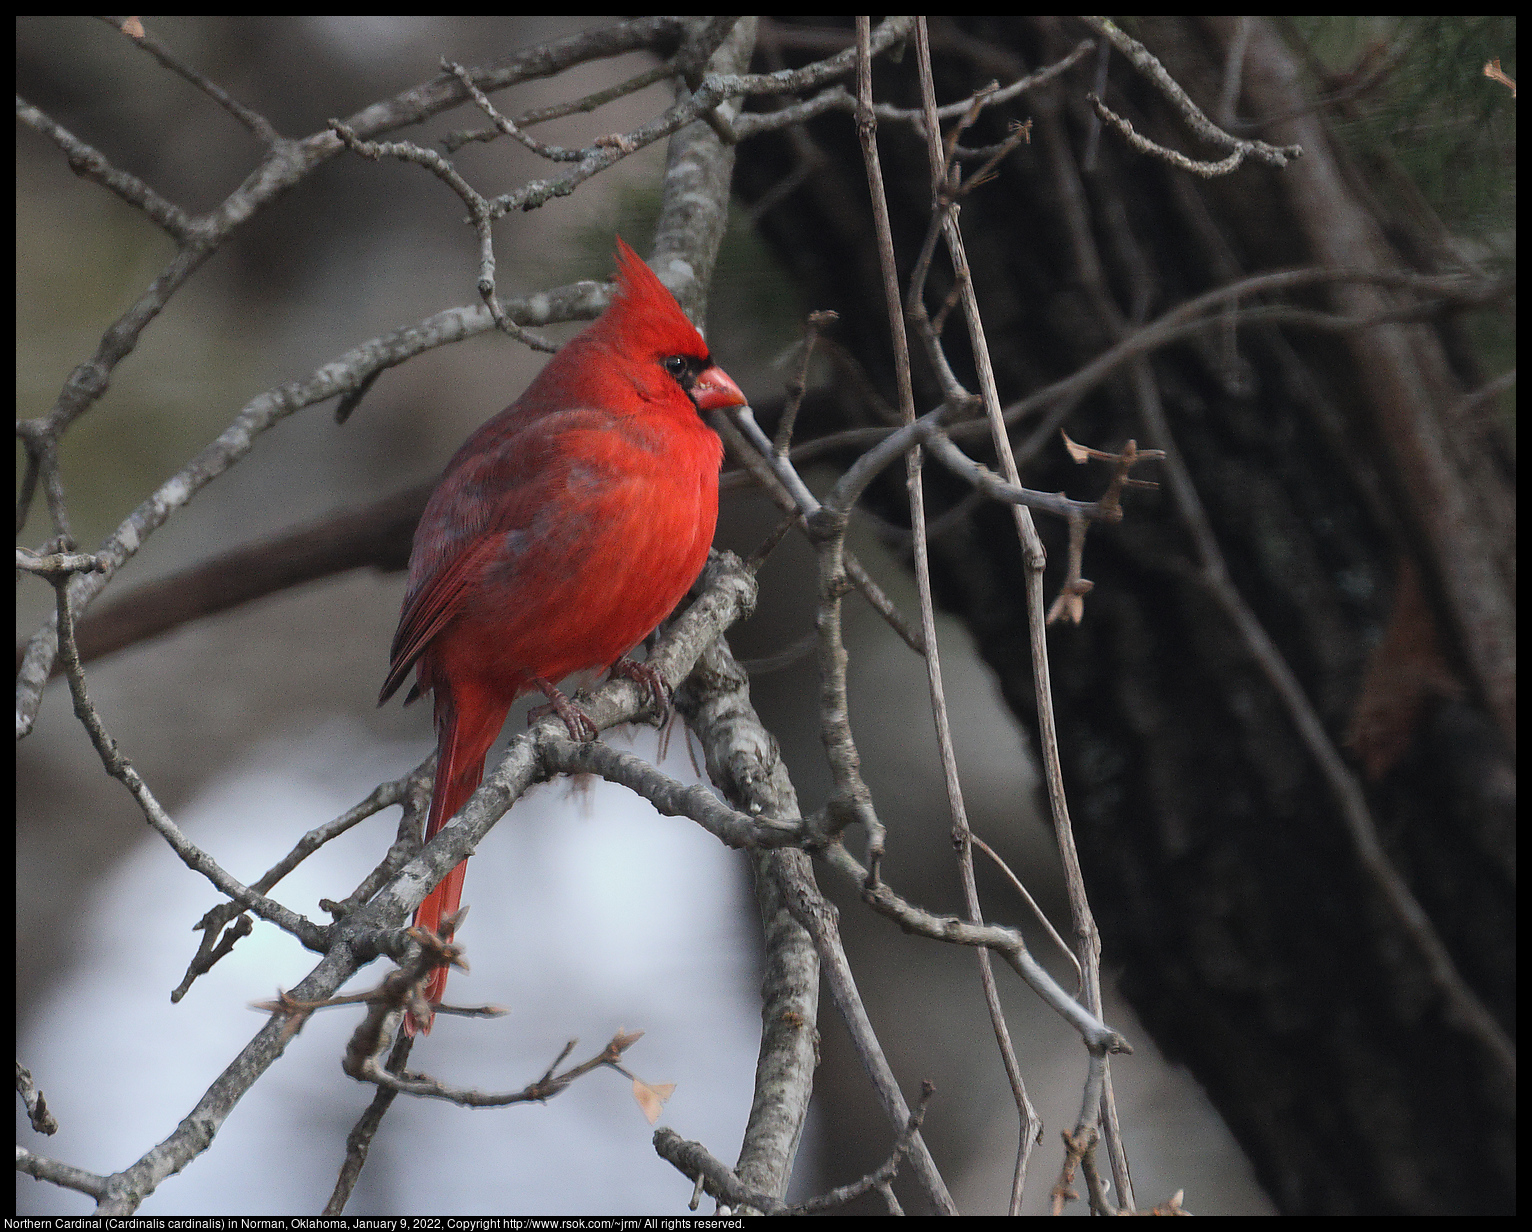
[582,237,748,416]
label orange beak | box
[691,363,748,412]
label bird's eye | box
[663,355,690,381]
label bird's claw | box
[530,678,599,741]
[609,656,672,723]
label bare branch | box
[671,637,820,1203]
[341,992,640,1109]
[442,60,675,153]
[16,1062,58,1136]
[14,97,196,238]
[49,575,329,949]
[542,736,819,850]
[1081,16,1303,172]
[98,15,280,144]
[324,1032,414,1215]
[14,547,105,580]
[654,1080,934,1215]
[171,758,432,1003]
[777,831,960,1214]
[16,1146,110,1200]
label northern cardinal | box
[379,238,747,1033]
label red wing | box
[378,532,502,704]
[378,406,622,705]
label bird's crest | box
[599,236,711,363]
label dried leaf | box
[1046,590,1085,626]
[1046,580,1092,626]
[1347,559,1463,780]
[632,1077,675,1124]
[1061,430,1093,463]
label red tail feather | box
[403,689,507,1035]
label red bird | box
[379,238,747,1033]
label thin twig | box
[14,98,195,239]
[16,1062,59,1135]
[49,576,329,949]
[442,60,676,152]
[821,841,1128,1054]
[171,758,433,1002]
[353,1029,647,1109]
[16,1147,110,1200]
[98,15,279,144]
[774,311,838,455]
[970,834,1083,991]
[908,25,1042,1209]
[737,631,819,677]
[323,1032,414,1215]
[1081,16,1303,172]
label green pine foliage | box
[1284,16,1515,257]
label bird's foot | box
[529,677,599,741]
[609,656,672,723]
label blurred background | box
[29,14,1503,1216]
